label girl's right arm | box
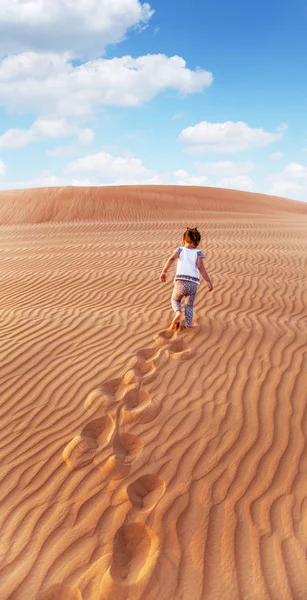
[160,250,179,282]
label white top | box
[175,246,206,285]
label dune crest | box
[0,186,306,599]
[0,184,307,226]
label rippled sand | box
[0,186,306,600]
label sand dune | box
[0,185,307,226]
[0,186,306,600]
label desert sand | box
[0,185,306,600]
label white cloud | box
[269,180,304,199]
[194,160,255,175]
[0,158,6,176]
[178,121,283,154]
[68,151,151,178]
[111,174,165,185]
[174,165,254,191]
[268,162,307,200]
[46,146,79,158]
[25,175,84,188]
[174,169,208,186]
[0,128,33,149]
[0,118,74,148]
[0,52,213,116]
[46,129,95,157]
[0,0,154,57]
[78,129,95,144]
[281,162,307,179]
[216,175,254,191]
[0,173,93,189]
[1,172,166,190]
[34,118,73,138]
[269,151,284,160]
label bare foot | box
[171,311,181,330]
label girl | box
[160,227,213,330]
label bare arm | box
[197,256,213,291]
[160,250,179,282]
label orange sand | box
[0,186,306,600]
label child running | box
[160,227,213,330]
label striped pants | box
[171,280,198,327]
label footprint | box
[127,475,166,512]
[84,388,116,412]
[108,523,159,586]
[123,369,142,385]
[38,584,82,600]
[82,416,115,442]
[183,323,200,334]
[101,455,131,480]
[63,435,97,470]
[136,402,162,424]
[168,338,194,361]
[113,433,144,464]
[102,378,123,396]
[136,347,159,360]
[133,359,155,377]
[120,387,152,424]
[123,359,155,386]
[63,415,115,470]
[84,378,125,411]
[154,329,174,344]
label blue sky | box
[0,0,306,201]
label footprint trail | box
[61,315,201,595]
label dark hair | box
[183,227,201,247]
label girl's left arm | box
[160,250,179,282]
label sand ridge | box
[0,185,307,226]
[0,187,306,599]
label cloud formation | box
[0,53,213,116]
[0,172,164,190]
[0,0,153,57]
[268,162,307,200]
[269,151,284,160]
[173,169,208,186]
[0,158,6,176]
[68,151,152,179]
[0,118,94,148]
[179,121,283,154]
[0,119,72,148]
[173,168,254,191]
[216,175,254,191]
[194,160,255,175]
